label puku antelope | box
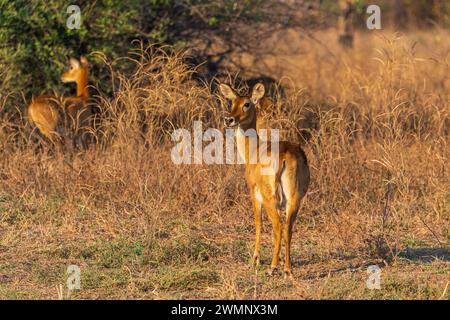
[27,56,91,147]
[219,83,310,278]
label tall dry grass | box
[0,31,448,299]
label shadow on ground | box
[399,247,449,263]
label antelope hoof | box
[283,269,293,280]
[267,266,279,276]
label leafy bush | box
[0,0,268,101]
[0,0,143,98]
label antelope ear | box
[69,57,80,69]
[80,55,88,67]
[251,83,265,104]
[219,83,237,100]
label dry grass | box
[0,31,449,300]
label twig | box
[418,216,443,248]
[440,281,449,300]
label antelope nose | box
[224,117,235,127]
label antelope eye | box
[243,102,251,110]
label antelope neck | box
[76,72,89,98]
[236,124,260,165]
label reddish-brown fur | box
[27,56,91,146]
[220,83,310,277]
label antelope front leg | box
[252,200,262,267]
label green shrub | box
[0,0,143,99]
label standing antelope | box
[220,83,310,278]
[27,56,91,147]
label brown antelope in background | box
[220,83,310,278]
[27,56,92,147]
